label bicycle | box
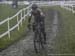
[33,23,46,53]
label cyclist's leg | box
[41,25,46,44]
[43,30,46,44]
[40,16,46,44]
[34,31,38,53]
[32,23,36,32]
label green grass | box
[0,4,28,49]
[42,6,75,55]
[51,6,75,55]
[0,17,29,48]
[0,4,26,21]
[0,4,26,34]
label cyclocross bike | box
[33,22,46,53]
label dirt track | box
[0,8,60,56]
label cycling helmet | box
[31,4,38,10]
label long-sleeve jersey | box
[28,8,45,24]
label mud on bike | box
[33,22,46,53]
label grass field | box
[0,4,28,49]
[0,4,26,21]
[51,6,75,54]
[0,4,26,34]
[41,6,75,55]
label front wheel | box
[34,32,45,53]
[34,32,41,53]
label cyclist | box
[28,4,46,44]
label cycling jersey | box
[28,8,45,24]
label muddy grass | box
[54,6,75,55]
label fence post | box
[24,9,26,20]
[17,15,20,31]
[72,5,74,13]
[27,8,29,14]
[27,7,31,16]
[21,10,23,26]
[8,17,10,39]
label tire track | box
[47,10,59,55]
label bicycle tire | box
[33,23,46,53]
[34,32,45,53]
[34,32,41,53]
